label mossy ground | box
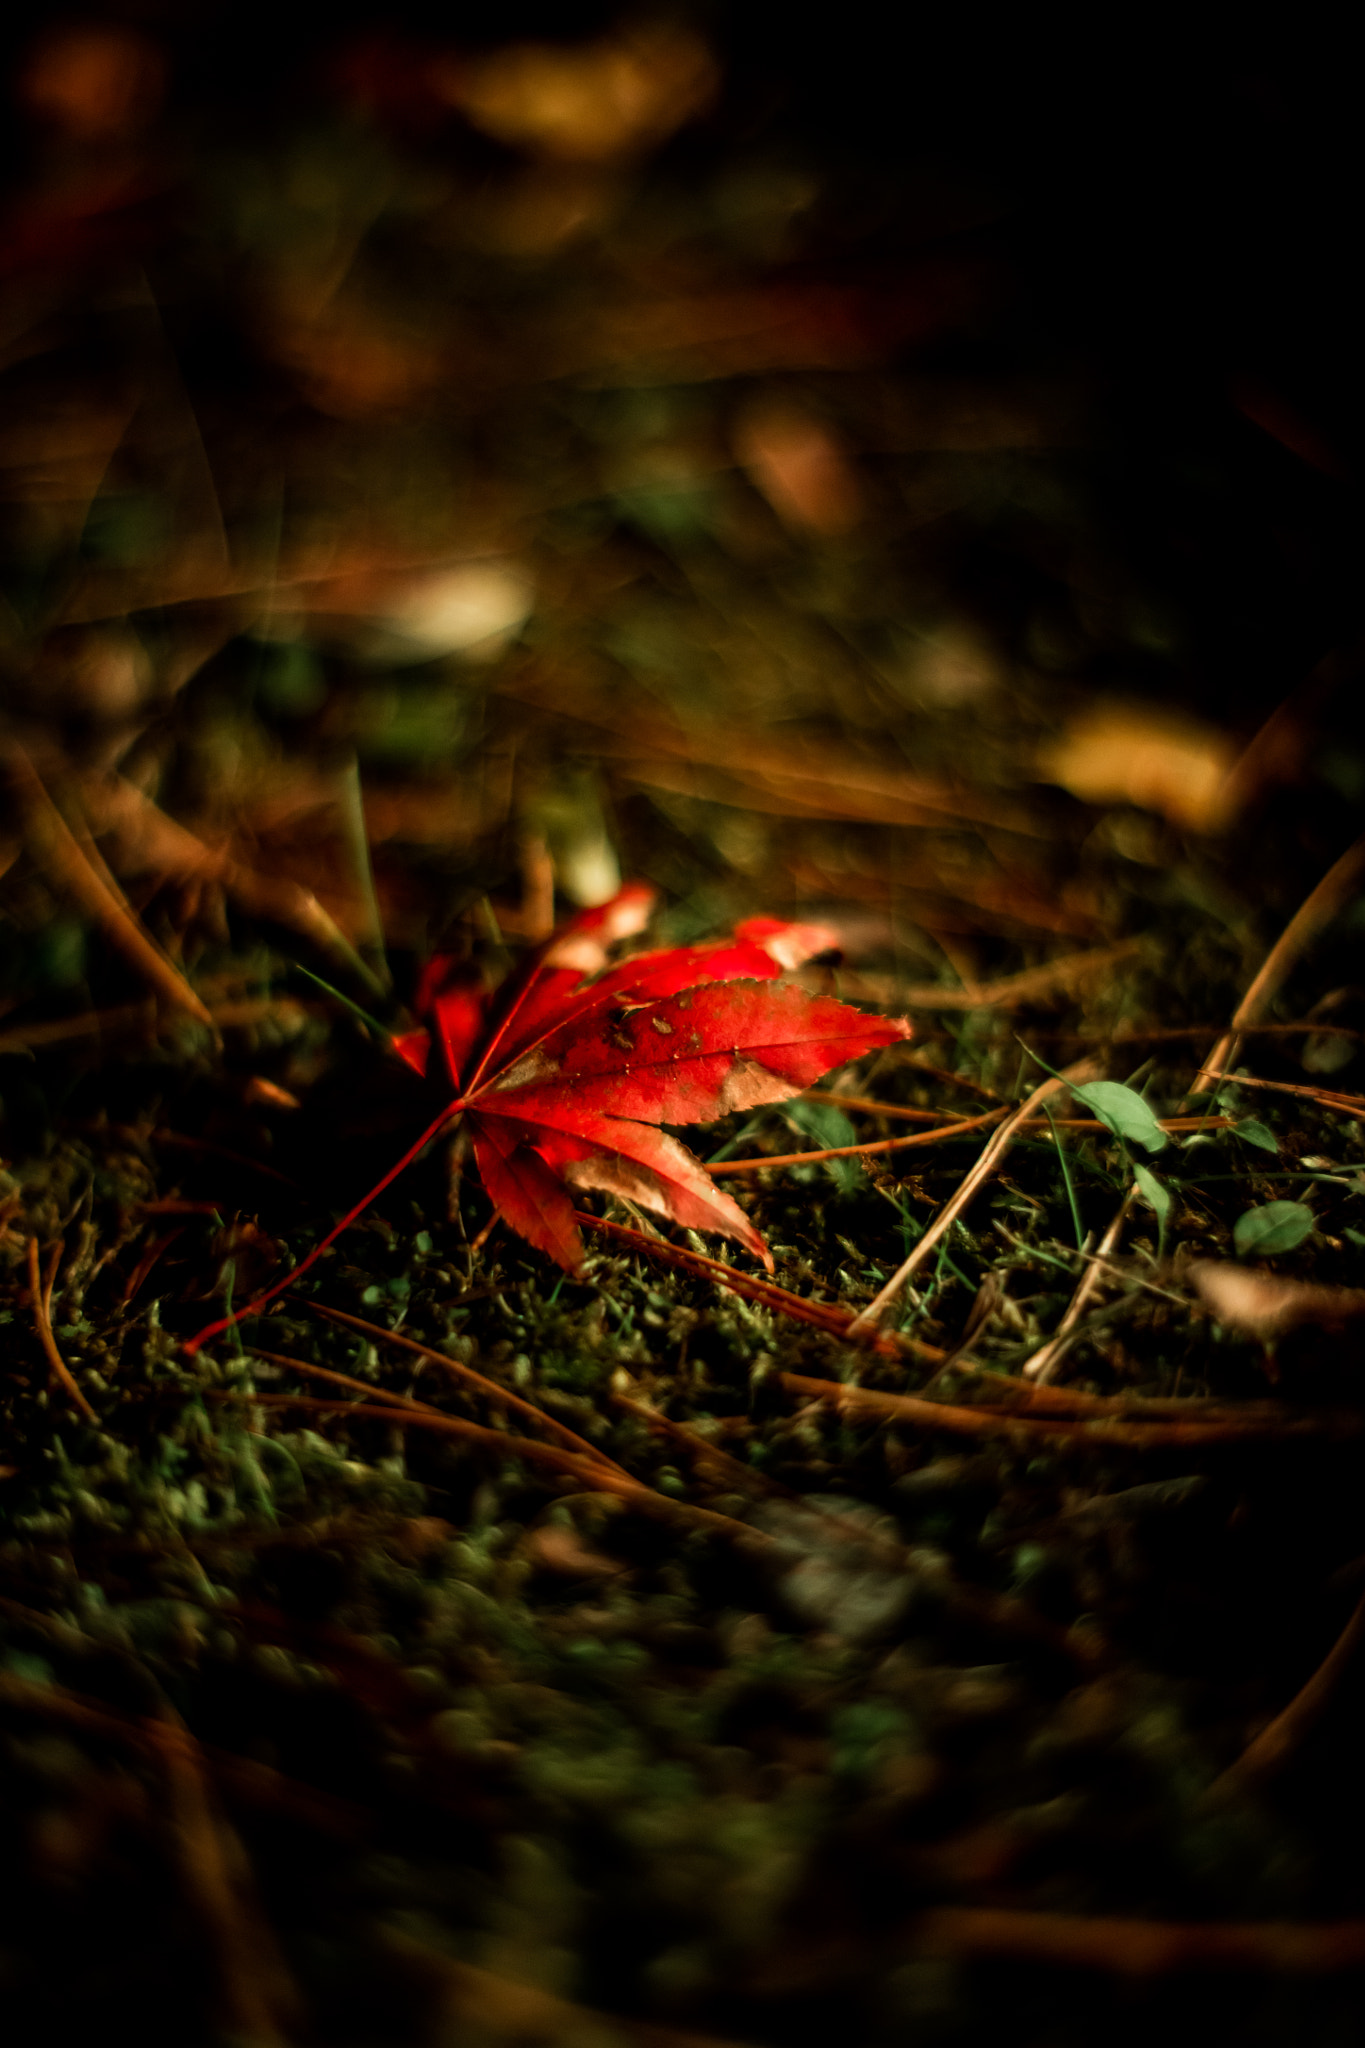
[5,932,1365,2044]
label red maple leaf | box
[186,886,908,1352]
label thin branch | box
[897,1054,1006,1101]
[27,1236,97,1423]
[247,1346,455,1414]
[1192,832,1365,1095]
[711,1110,1230,1173]
[609,1388,804,1506]
[1033,1021,1365,1048]
[933,1361,1284,1421]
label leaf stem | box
[183,1101,466,1354]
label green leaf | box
[1132,1161,1171,1220]
[1132,1161,1171,1261]
[1233,1117,1279,1155]
[1071,1080,1168,1154]
[1233,1200,1314,1259]
[784,1098,862,1193]
[784,1099,858,1151]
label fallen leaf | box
[1038,700,1238,832]
[1189,1261,1365,1341]
[433,24,718,164]
[188,889,905,1348]
[442,897,897,1271]
[524,1524,626,1578]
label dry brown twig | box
[1192,830,1365,1096]
[380,1926,749,2048]
[294,1299,630,1476]
[26,1234,97,1423]
[576,1210,947,1362]
[775,1371,1365,1449]
[709,1109,1229,1176]
[208,1389,771,1547]
[1198,1069,1365,1117]
[1208,1589,1365,1802]
[908,1904,1365,1975]
[0,1668,361,1837]
[145,1713,303,2046]
[4,745,212,1025]
[1022,1189,1136,1383]
[708,1106,1006,1174]
[870,941,1141,1012]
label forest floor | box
[4,14,1365,2046]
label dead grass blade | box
[380,1925,752,2048]
[5,746,212,1023]
[205,1390,771,1547]
[709,1110,1228,1175]
[294,1301,630,1475]
[864,942,1141,1011]
[1198,1070,1365,1117]
[848,1063,1101,1333]
[708,1106,1006,1174]
[144,1714,302,2046]
[908,1905,1365,1973]
[81,772,388,998]
[1192,831,1365,1095]
[1022,1190,1136,1383]
[776,1372,1365,1448]
[1208,1589,1365,1800]
[27,1234,96,1423]
[0,1669,361,1837]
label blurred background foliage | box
[3,3,1364,1042]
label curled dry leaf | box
[1188,1260,1365,1344]
[188,887,906,1350]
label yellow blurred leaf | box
[434,24,718,164]
[1037,700,1237,831]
